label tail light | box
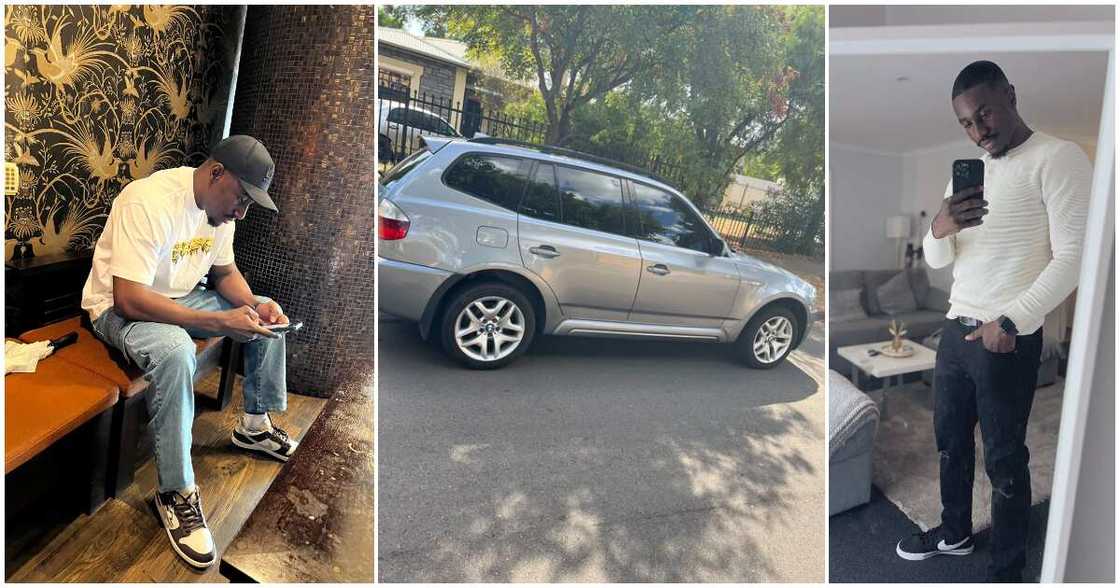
[378,199,411,240]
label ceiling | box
[830,50,1109,153]
[831,5,1115,28]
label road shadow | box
[378,317,825,582]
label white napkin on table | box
[5,340,54,374]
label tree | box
[412,6,690,145]
[376,6,405,29]
[635,6,804,207]
[740,6,825,254]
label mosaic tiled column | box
[229,6,375,397]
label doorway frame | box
[831,21,1115,582]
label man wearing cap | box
[81,135,297,568]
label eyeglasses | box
[237,190,254,209]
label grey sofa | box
[829,370,880,515]
[829,268,950,389]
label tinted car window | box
[520,163,561,222]
[443,154,526,210]
[386,108,407,125]
[381,148,432,190]
[404,110,454,136]
[632,182,712,252]
[556,167,625,236]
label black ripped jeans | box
[933,318,1043,581]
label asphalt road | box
[378,316,826,582]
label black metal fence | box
[377,91,685,184]
[700,204,824,258]
[378,91,547,163]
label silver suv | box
[378,137,816,369]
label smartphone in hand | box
[265,320,303,334]
[952,158,984,194]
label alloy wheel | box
[453,296,526,362]
[752,315,793,364]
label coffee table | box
[837,340,937,418]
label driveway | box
[378,316,826,582]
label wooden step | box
[6,371,327,582]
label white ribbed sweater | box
[923,131,1091,335]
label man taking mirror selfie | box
[896,60,1091,582]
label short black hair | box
[952,60,1009,99]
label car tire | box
[378,135,394,163]
[737,305,798,369]
[440,282,536,370]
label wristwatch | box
[997,315,1019,336]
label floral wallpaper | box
[4,4,240,261]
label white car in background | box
[378,101,461,163]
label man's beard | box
[207,215,223,227]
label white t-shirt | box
[82,167,236,321]
[922,131,1091,335]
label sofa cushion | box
[18,317,222,398]
[861,270,900,315]
[877,271,918,315]
[908,268,931,309]
[924,287,951,313]
[6,356,119,473]
[831,288,868,323]
[830,270,864,292]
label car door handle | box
[529,245,560,259]
[646,264,671,276]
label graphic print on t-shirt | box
[172,237,215,263]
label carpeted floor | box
[869,378,1063,532]
[829,486,1049,582]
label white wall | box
[829,145,906,272]
[1062,246,1114,581]
[900,139,977,291]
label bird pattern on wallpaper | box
[4,4,238,261]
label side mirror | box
[709,238,726,256]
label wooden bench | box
[18,317,240,498]
[5,349,119,513]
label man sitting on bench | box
[80,135,298,569]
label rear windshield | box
[380,148,432,190]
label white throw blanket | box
[828,369,879,458]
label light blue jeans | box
[92,287,287,493]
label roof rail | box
[466,136,678,189]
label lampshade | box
[885,215,911,239]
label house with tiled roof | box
[377,27,534,129]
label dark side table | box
[5,250,93,337]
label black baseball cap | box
[210,135,277,212]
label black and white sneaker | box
[896,526,974,561]
[154,489,215,568]
[232,417,298,461]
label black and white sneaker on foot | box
[154,489,215,568]
[896,526,974,561]
[232,417,298,462]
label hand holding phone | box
[265,320,303,334]
[932,159,988,238]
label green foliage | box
[377,6,405,29]
[740,6,825,255]
[411,6,691,144]
[408,5,823,246]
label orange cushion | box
[19,317,222,397]
[6,356,119,473]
